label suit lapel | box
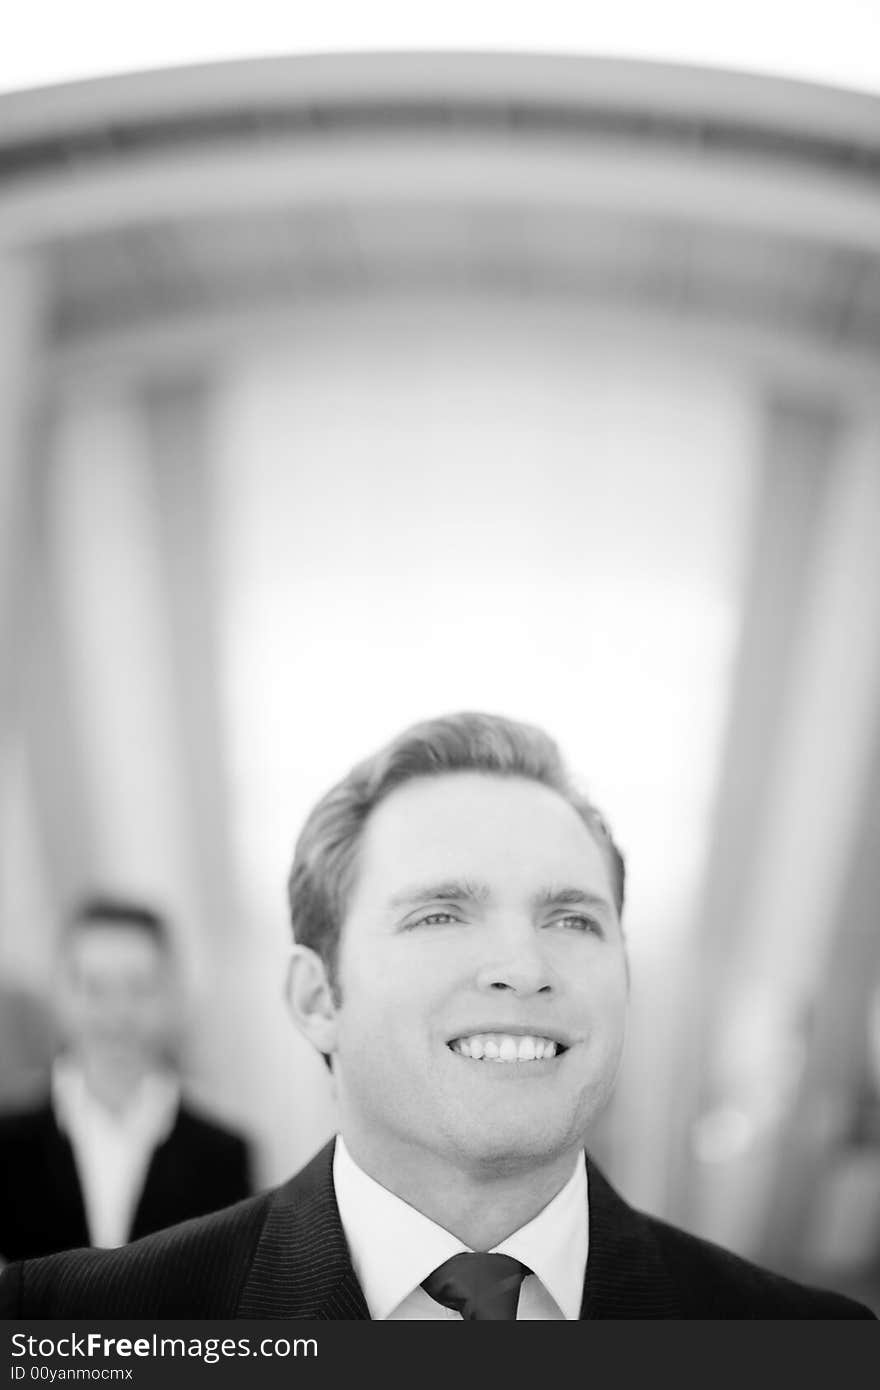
[131,1110,179,1242]
[237,1140,369,1318]
[581,1158,681,1318]
[39,1106,91,1251]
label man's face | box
[331,772,629,1177]
[59,925,173,1074]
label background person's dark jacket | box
[0,1099,252,1262]
[0,1140,872,1318]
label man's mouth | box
[447,1033,568,1063]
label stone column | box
[684,400,880,1256]
[46,385,203,977]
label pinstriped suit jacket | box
[0,1140,873,1319]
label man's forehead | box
[365,768,597,832]
[355,770,613,897]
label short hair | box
[66,897,171,954]
[287,711,625,991]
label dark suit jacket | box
[0,1139,872,1318]
[0,1098,251,1262]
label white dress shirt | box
[52,1057,179,1249]
[332,1135,588,1319]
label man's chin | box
[448,1118,585,1175]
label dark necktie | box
[421,1252,530,1320]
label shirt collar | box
[333,1135,588,1321]
[493,1151,588,1321]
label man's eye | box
[555,914,603,935]
[406,911,460,929]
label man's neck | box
[79,1057,153,1117]
[339,1130,581,1250]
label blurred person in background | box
[0,716,874,1317]
[0,898,251,1265]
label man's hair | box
[66,897,171,954]
[287,711,625,992]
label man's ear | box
[286,945,339,1057]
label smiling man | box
[0,713,874,1318]
[287,755,628,1317]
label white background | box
[2,2,880,95]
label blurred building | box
[0,53,879,1308]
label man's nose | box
[475,922,554,996]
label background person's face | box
[58,925,173,1075]
[332,772,629,1178]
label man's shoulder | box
[1,1139,348,1320]
[641,1208,874,1319]
[0,1189,273,1318]
[0,1101,57,1178]
[0,1098,53,1139]
[173,1101,250,1155]
[585,1159,875,1319]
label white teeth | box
[451,1033,562,1062]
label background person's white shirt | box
[52,1057,179,1249]
[333,1135,588,1319]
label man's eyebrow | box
[388,880,491,909]
[532,886,613,912]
